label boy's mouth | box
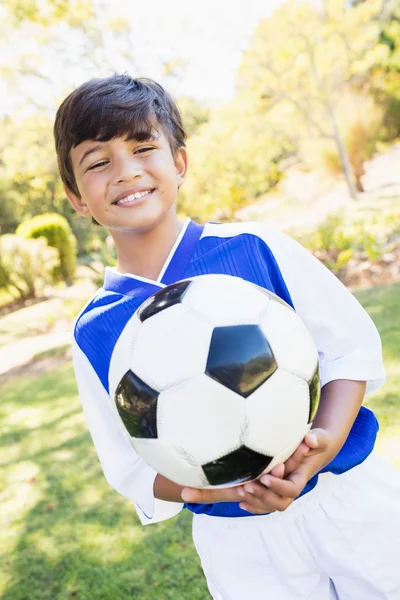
[113,188,155,206]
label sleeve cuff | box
[133,468,184,526]
[320,357,386,396]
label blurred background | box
[0,1,399,598]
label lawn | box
[0,281,399,599]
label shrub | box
[17,213,77,284]
[0,234,59,300]
[80,235,117,288]
[300,212,392,275]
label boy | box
[54,74,400,599]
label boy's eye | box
[135,146,154,154]
[88,160,108,170]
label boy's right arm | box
[72,340,184,525]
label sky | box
[0,0,286,114]
[108,0,286,102]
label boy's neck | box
[112,210,185,281]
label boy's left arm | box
[237,378,366,514]
[182,228,385,512]
[235,226,386,514]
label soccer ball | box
[108,274,320,488]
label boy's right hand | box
[180,437,311,507]
[180,463,286,505]
[156,437,310,507]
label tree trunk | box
[328,106,359,200]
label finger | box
[239,486,293,513]
[259,470,307,499]
[242,481,294,511]
[305,428,329,450]
[282,442,310,475]
[181,485,243,504]
[289,441,310,463]
[243,480,268,496]
[269,462,285,478]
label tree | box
[238,0,390,198]
[177,96,210,138]
[0,114,74,220]
[180,99,288,221]
[364,0,400,139]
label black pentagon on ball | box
[114,370,158,438]
[202,446,273,486]
[308,367,321,423]
[205,324,277,398]
[137,280,192,322]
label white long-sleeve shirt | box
[72,220,386,524]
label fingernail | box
[260,476,270,486]
[237,489,245,497]
[245,485,254,494]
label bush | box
[0,234,59,300]
[300,209,400,275]
[80,235,117,288]
[17,213,77,284]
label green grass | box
[1,281,399,599]
[0,363,208,599]
[354,282,400,468]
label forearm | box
[312,378,366,464]
[154,473,185,502]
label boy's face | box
[65,130,187,233]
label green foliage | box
[80,235,117,288]
[0,177,20,234]
[300,92,385,190]
[17,213,77,285]
[303,215,356,272]
[300,205,400,273]
[0,234,59,300]
[366,0,400,139]
[180,102,287,221]
[0,115,74,221]
[237,0,389,198]
[3,0,94,26]
[178,96,210,138]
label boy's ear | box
[175,147,188,188]
[64,186,91,217]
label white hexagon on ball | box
[244,369,311,457]
[131,437,208,488]
[182,274,270,327]
[131,304,213,391]
[260,301,319,382]
[157,374,245,465]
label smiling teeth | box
[118,190,152,204]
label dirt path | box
[0,277,95,385]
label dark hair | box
[54,74,187,197]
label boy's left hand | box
[237,428,332,514]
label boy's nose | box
[114,156,143,184]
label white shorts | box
[192,452,400,600]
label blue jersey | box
[72,220,385,523]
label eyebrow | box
[78,144,103,167]
[77,134,160,167]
